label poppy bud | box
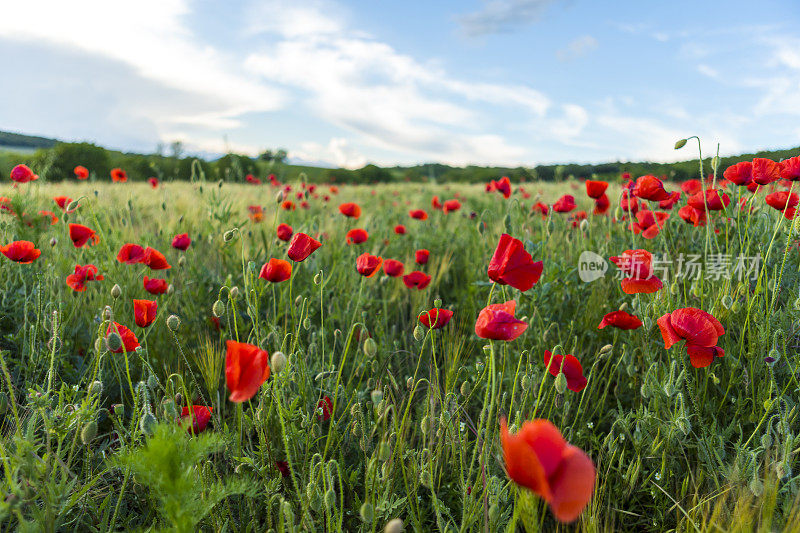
[167,284,175,295]
[223,230,237,242]
[295,295,303,307]
[599,344,613,355]
[460,381,471,396]
[370,389,383,405]
[276,190,284,203]
[162,399,178,420]
[212,300,225,317]
[178,256,186,267]
[230,286,239,299]
[314,272,322,285]
[554,372,568,394]
[619,302,628,311]
[140,412,157,436]
[360,503,374,523]
[81,421,97,444]
[579,219,589,232]
[105,332,122,352]
[103,306,113,321]
[324,489,336,509]
[88,380,103,396]
[303,318,311,330]
[166,315,181,331]
[674,138,688,149]
[406,376,414,390]
[108,284,121,300]
[762,432,773,449]
[520,375,531,391]
[749,475,764,497]
[271,351,287,374]
[364,338,377,357]
[670,282,679,295]
[50,237,57,247]
[482,344,491,355]
[489,503,500,524]
[112,403,125,418]
[147,373,160,390]
[385,518,404,533]
[766,348,780,364]
[413,325,424,341]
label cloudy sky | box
[1,0,799,168]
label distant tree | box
[170,141,184,159]
[32,142,110,181]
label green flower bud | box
[324,489,336,509]
[112,403,125,418]
[314,272,322,285]
[460,381,471,396]
[370,389,383,405]
[212,300,225,317]
[223,230,237,242]
[364,338,378,357]
[674,138,688,150]
[270,351,287,374]
[384,518,404,533]
[359,503,374,523]
[230,286,239,299]
[413,325,424,341]
[554,372,568,394]
[166,315,181,331]
[81,421,97,444]
[140,412,157,436]
[88,380,103,396]
[105,332,122,353]
[579,219,589,232]
[111,284,121,299]
[521,375,531,391]
[66,200,81,212]
[178,256,186,267]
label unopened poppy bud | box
[49,237,57,247]
[140,412,157,436]
[579,219,589,232]
[674,138,688,149]
[295,295,303,307]
[385,518,404,533]
[482,344,491,355]
[324,489,336,509]
[762,433,773,449]
[460,381,471,396]
[360,503,374,523]
[88,380,103,396]
[363,338,377,357]
[271,351,287,374]
[413,325,424,341]
[520,375,531,391]
[163,399,178,419]
[489,503,500,523]
[167,284,175,295]
[223,230,236,242]
[103,306,113,321]
[230,286,239,299]
[81,421,97,444]
[166,314,180,331]
[765,348,780,364]
[178,256,186,267]
[749,476,764,497]
[406,376,414,390]
[554,372,568,394]
[476,220,485,234]
[614,206,623,219]
[111,284,121,299]
[212,300,225,317]
[147,374,160,390]
[276,190,284,203]
[303,317,311,330]
[599,344,613,354]
[503,214,512,231]
[370,389,383,405]
[314,272,322,285]
[112,403,124,418]
[105,332,122,352]
[66,200,81,212]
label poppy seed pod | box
[271,351,287,374]
[167,315,181,331]
[111,284,121,299]
[385,518,404,533]
[140,412,157,436]
[81,421,97,444]
[433,298,442,308]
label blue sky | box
[1,0,799,168]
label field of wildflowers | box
[2,149,800,531]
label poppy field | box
[2,151,800,532]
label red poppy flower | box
[432,196,443,210]
[609,249,662,294]
[106,322,140,353]
[146,177,158,188]
[287,233,321,262]
[143,276,169,295]
[630,210,670,239]
[402,271,432,289]
[74,165,89,180]
[0,197,13,214]
[475,300,527,341]
[500,418,595,523]
[54,196,72,210]
[317,396,333,421]
[110,168,127,182]
[543,350,587,392]
[68,224,100,248]
[418,308,453,329]
[552,195,576,213]
[415,249,430,264]
[765,190,799,219]
[117,243,146,264]
[659,191,682,210]
[171,233,191,251]
[443,199,461,213]
[180,405,213,434]
[687,189,730,212]
[248,205,264,222]
[593,194,610,215]
[657,307,725,368]
[346,228,369,244]
[225,340,270,403]
[356,253,383,278]
[276,223,293,241]
[39,210,58,225]
[723,161,752,186]
[143,247,171,270]
[260,258,292,283]
[394,224,406,235]
[632,175,670,201]
[620,189,639,215]
[487,234,543,292]
[532,202,549,217]
[680,179,702,195]
[585,180,608,199]
[66,264,103,292]
[752,158,780,186]
[383,259,404,277]
[281,200,296,211]
[678,205,706,227]
[780,156,800,181]
[275,460,290,477]
[338,202,361,218]
[409,209,428,220]
[493,176,512,198]
[246,174,261,185]
[133,299,158,327]
[598,310,642,330]
[10,164,38,183]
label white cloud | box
[291,138,368,169]
[556,35,598,61]
[459,0,560,37]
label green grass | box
[0,173,799,532]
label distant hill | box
[0,130,58,150]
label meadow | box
[1,154,800,532]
